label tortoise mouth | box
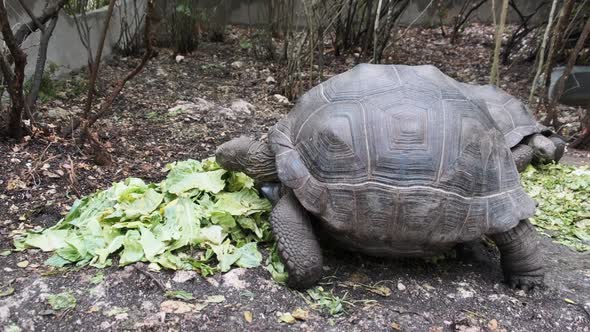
[260,183,283,204]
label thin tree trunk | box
[83,0,156,133]
[490,0,509,85]
[82,0,118,119]
[14,0,68,46]
[0,1,28,140]
[27,16,59,112]
[373,0,383,63]
[64,0,118,136]
[528,0,559,104]
[540,0,575,106]
[546,16,590,128]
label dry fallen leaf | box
[291,308,309,321]
[6,178,26,191]
[87,305,100,313]
[488,319,498,331]
[244,310,253,323]
[368,286,392,297]
[390,321,401,330]
[160,300,195,314]
[205,295,225,303]
[279,312,296,324]
[16,260,29,268]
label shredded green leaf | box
[14,158,273,274]
[522,164,590,252]
[47,292,77,310]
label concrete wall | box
[7,0,146,77]
[7,0,544,78]
[165,0,548,27]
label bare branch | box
[16,0,45,32]
[14,0,68,45]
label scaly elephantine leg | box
[511,144,534,172]
[490,219,544,290]
[270,191,323,289]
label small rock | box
[175,55,185,63]
[397,282,406,291]
[266,76,276,84]
[173,270,197,283]
[46,107,71,120]
[273,94,289,104]
[423,283,435,291]
[488,319,498,331]
[206,277,220,287]
[115,313,129,320]
[222,268,249,289]
[231,61,244,69]
[457,287,474,299]
[229,99,255,116]
[455,325,480,332]
[168,99,213,115]
[160,300,195,314]
[156,66,167,77]
[99,321,111,330]
[217,107,237,121]
[141,301,156,312]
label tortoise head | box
[215,136,280,183]
[528,134,557,164]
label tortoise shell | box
[268,64,536,255]
[458,84,549,147]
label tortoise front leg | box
[270,191,323,289]
[511,144,534,172]
[490,219,544,290]
[548,134,566,162]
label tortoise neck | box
[243,140,279,183]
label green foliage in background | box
[24,63,60,103]
[522,164,590,252]
[65,0,110,15]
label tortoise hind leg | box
[490,219,544,290]
[270,191,323,289]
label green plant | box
[65,0,110,15]
[304,286,348,316]
[47,292,77,310]
[24,63,60,102]
[239,38,253,51]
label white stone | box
[229,99,255,116]
[222,268,249,289]
[231,61,244,69]
[273,94,289,104]
[173,270,197,283]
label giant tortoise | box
[458,83,566,172]
[216,64,544,290]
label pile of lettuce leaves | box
[522,163,590,252]
[14,158,286,277]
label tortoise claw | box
[506,274,544,291]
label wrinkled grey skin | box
[216,64,544,291]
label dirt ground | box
[1,25,589,331]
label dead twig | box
[133,264,166,292]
